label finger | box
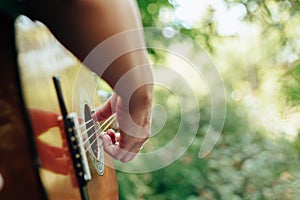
[94,97,113,121]
[115,132,121,142]
[106,129,121,144]
[100,132,140,162]
[99,132,125,160]
[119,142,145,162]
[117,140,144,163]
[120,152,137,163]
[107,129,116,144]
[99,130,145,162]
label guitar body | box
[0,15,118,200]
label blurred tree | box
[116,0,300,199]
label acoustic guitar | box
[0,15,118,199]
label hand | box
[95,91,152,163]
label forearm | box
[25,0,153,126]
[26,0,152,103]
[26,1,148,74]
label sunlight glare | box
[171,0,248,36]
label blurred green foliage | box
[117,0,300,199]
[283,64,300,105]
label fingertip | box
[99,132,121,158]
[107,129,117,144]
[100,132,113,145]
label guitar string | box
[75,113,116,140]
[95,113,116,131]
[76,114,117,152]
[81,125,101,147]
[74,113,116,136]
[82,127,102,152]
[77,123,96,136]
[77,118,93,128]
[76,113,116,135]
[100,113,117,134]
[82,117,116,152]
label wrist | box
[129,84,153,112]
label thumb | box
[94,97,113,121]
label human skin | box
[24,0,153,163]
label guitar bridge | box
[64,112,92,183]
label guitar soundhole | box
[83,104,104,175]
[84,105,98,157]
